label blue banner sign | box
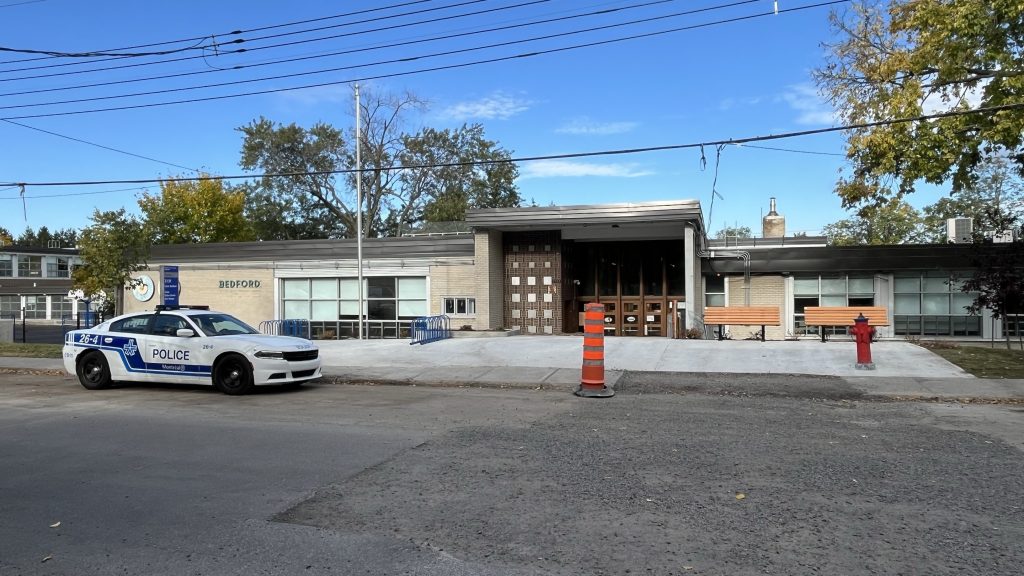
[162,265,179,306]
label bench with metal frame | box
[703,306,781,342]
[804,306,889,342]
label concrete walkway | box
[7,336,1024,401]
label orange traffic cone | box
[576,303,614,398]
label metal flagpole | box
[355,84,364,340]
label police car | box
[63,305,321,395]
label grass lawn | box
[924,344,1024,379]
[0,343,63,359]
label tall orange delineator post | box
[577,303,614,398]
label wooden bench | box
[804,306,889,342]
[703,306,781,342]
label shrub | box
[684,327,705,339]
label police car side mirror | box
[176,328,196,338]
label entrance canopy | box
[466,200,706,242]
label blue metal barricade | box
[409,315,451,345]
[259,319,311,339]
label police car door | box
[144,314,207,383]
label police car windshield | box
[191,314,259,337]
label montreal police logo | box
[122,340,138,357]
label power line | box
[0,0,433,65]
[0,0,690,97]
[0,119,203,172]
[0,0,847,120]
[0,0,45,8]
[0,37,217,59]
[731,143,845,156]
[4,101,1019,189]
[0,0,755,108]
[0,186,153,200]
[0,0,510,75]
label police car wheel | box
[213,354,254,395]
[77,351,112,390]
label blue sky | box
[0,0,946,237]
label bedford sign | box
[219,280,262,289]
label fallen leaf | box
[735,492,746,500]
[49,521,60,528]
[41,556,52,563]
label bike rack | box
[409,315,451,345]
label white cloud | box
[555,118,638,135]
[439,92,531,121]
[780,84,838,126]
[520,160,653,179]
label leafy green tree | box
[822,199,923,245]
[238,87,519,239]
[16,227,37,246]
[921,156,1024,241]
[52,228,78,248]
[139,176,254,244]
[238,117,350,240]
[403,124,520,224]
[714,225,752,240]
[73,209,150,315]
[815,0,1024,210]
[961,207,1024,349]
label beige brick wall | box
[429,262,476,326]
[123,268,274,329]
[473,230,505,330]
[726,275,786,340]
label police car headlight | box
[254,350,285,359]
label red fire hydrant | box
[851,313,876,370]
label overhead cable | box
[0,0,695,96]
[3,101,1019,189]
[0,0,436,66]
[0,0,850,120]
[0,0,759,108]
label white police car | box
[63,306,321,395]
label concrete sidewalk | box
[6,337,1023,401]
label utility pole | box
[355,84,364,340]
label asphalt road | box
[1,374,1022,576]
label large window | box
[46,258,71,278]
[51,295,75,320]
[893,272,980,336]
[281,276,427,339]
[0,295,20,318]
[18,256,42,278]
[0,256,11,277]
[23,295,46,319]
[794,275,875,336]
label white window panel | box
[311,301,338,320]
[399,300,427,317]
[283,279,310,299]
[399,277,427,299]
[311,279,338,299]
[283,300,309,319]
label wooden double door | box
[568,240,686,337]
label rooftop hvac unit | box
[988,229,1017,244]
[946,217,973,243]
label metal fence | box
[409,315,451,345]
